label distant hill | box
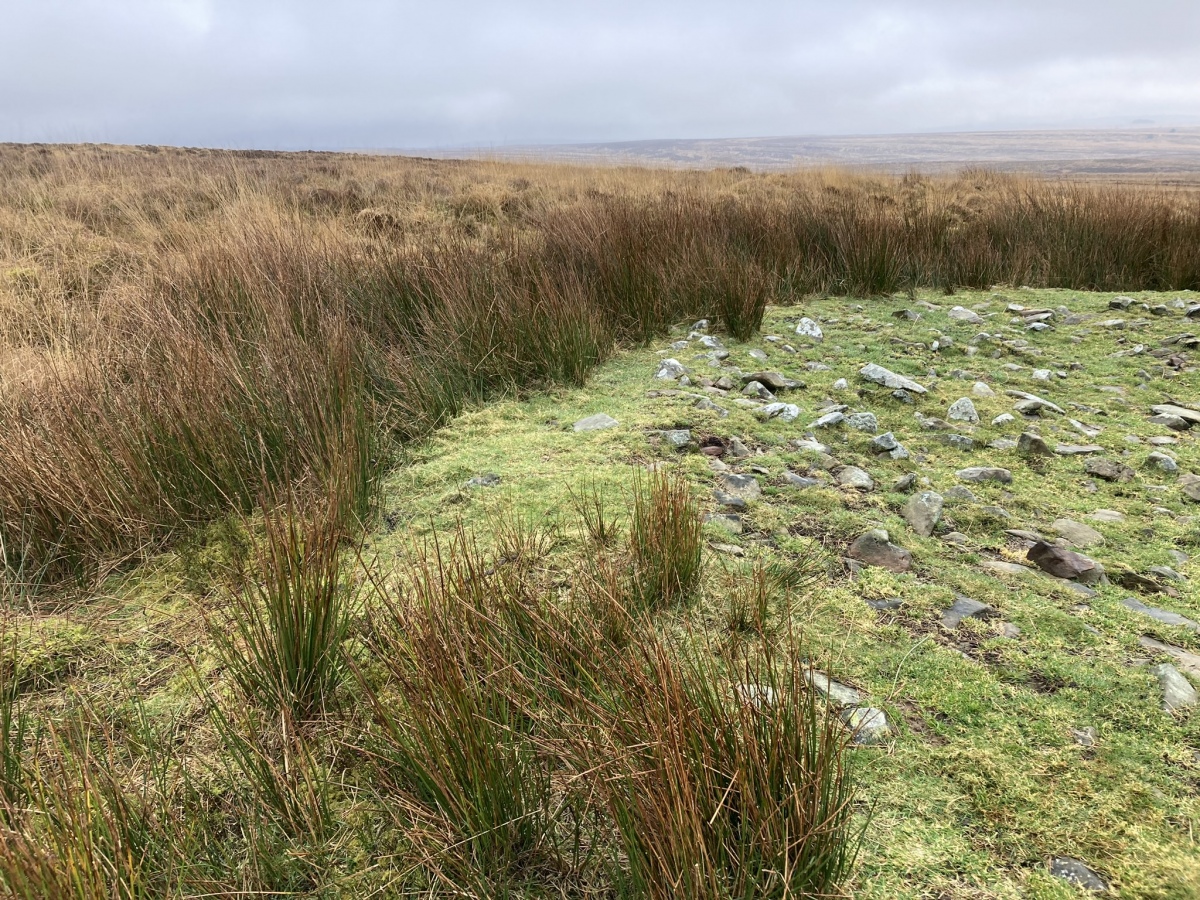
[401,127,1200,179]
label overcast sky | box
[3,0,1198,149]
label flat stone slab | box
[956,466,1013,484]
[1151,403,1200,426]
[1055,444,1104,455]
[1052,519,1105,548]
[942,595,994,629]
[1088,509,1125,523]
[1152,663,1198,713]
[980,560,1036,578]
[1049,858,1108,893]
[1006,390,1065,415]
[715,473,761,501]
[1139,635,1200,677]
[804,671,862,707]
[859,363,927,394]
[573,413,619,432]
[465,473,501,488]
[1120,597,1199,631]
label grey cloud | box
[2,1,1198,148]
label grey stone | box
[742,380,777,401]
[1027,542,1105,584]
[703,513,743,535]
[1139,635,1200,677]
[866,597,905,611]
[944,434,975,451]
[872,432,900,452]
[1183,474,1200,503]
[1120,597,1198,631]
[804,671,862,707]
[791,438,831,454]
[1049,858,1108,892]
[1085,458,1135,483]
[1055,444,1104,455]
[991,413,1016,426]
[1052,519,1105,548]
[893,473,918,492]
[981,560,1036,578]
[465,473,501,488]
[944,486,978,502]
[1151,404,1200,427]
[1146,451,1178,473]
[809,411,845,429]
[859,363,927,394]
[756,402,800,422]
[1151,663,1198,713]
[832,377,849,390]
[659,429,692,449]
[742,371,803,391]
[989,437,1019,451]
[902,491,944,537]
[1018,432,1052,456]
[694,398,729,417]
[1148,414,1190,431]
[727,437,752,459]
[845,411,879,433]
[840,707,892,744]
[655,358,687,380]
[795,317,824,341]
[971,381,996,398]
[1088,509,1125,523]
[947,397,980,424]
[783,472,822,489]
[835,466,875,491]
[891,389,916,403]
[1008,391,1065,415]
[956,466,1013,484]
[748,348,769,361]
[573,413,620,432]
[847,529,912,573]
[716,473,761,502]
[942,595,994,629]
[947,305,983,324]
[1072,727,1098,747]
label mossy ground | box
[10,287,1200,897]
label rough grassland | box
[377,288,1200,898]
[11,285,1198,897]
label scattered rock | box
[947,397,979,424]
[573,413,620,432]
[1052,519,1105,548]
[1072,727,1098,747]
[1049,858,1108,893]
[941,595,994,629]
[742,380,776,401]
[756,402,801,422]
[1151,663,1198,713]
[742,371,803,391]
[832,377,849,390]
[1146,451,1178,473]
[783,472,822,489]
[710,542,745,557]
[804,671,862,707]
[956,466,1013,484]
[992,413,1016,426]
[1055,444,1104,455]
[943,486,977,502]
[840,707,892,744]
[1085,458,1135,483]
[866,597,905,611]
[655,358,687,380]
[902,491,944,537]
[1027,542,1105,584]
[893,473,918,492]
[947,305,983,324]
[1150,404,1200,427]
[1120,597,1198,631]
[1017,432,1052,456]
[845,411,879,433]
[809,411,845,429]
[465,473,501,489]
[835,466,875,491]
[1088,509,1125,523]
[1139,636,1200,677]
[716,473,761,502]
[972,381,996,398]
[1183,474,1200,503]
[859,363,927,394]
[847,529,912,573]
[795,317,824,341]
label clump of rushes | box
[568,477,621,547]
[0,619,26,823]
[210,488,355,726]
[629,471,704,611]
[356,529,573,891]
[580,639,863,900]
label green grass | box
[5,286,1199,897]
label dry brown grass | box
[0,143,1197,579]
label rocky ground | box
[377,287,1200,898]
